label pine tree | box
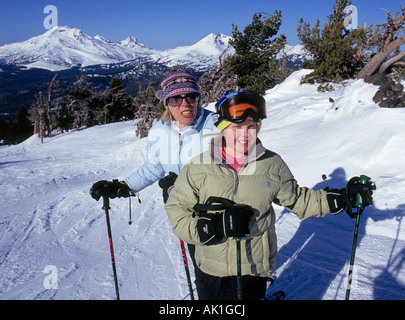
[105,76,133,123]
[0,106,34,145]
[224,11,287,94]
[297,0,368,82]
[14,106,33,142]
[0,118,9,145]
[60,76,93,129]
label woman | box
[89,67,216,201]
[164,89,373,300]
[89,69,217,297]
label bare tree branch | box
[379,48,405,73]
[357,6,405,78]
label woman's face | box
[167,94,199,129]
[223,118,258,156]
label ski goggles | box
[167,93,200,107]
[215,90,267,123]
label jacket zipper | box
[233,171,239,196]
[178,132,183,172]
[229,150,266,196]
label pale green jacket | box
[165,138,331,278]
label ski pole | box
[179,239,195,300]
[128,196,132,225]
[345,206,363,300]
[102,195,120,300]
[235,237,242,300]
[345,175,371,300]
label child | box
[164,89,374,300]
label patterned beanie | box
[156,68,200,106]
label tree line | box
[1,0,404,145]
[0,75,164,145]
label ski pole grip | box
[354,194,362,208]
[354,175,371,208]
[102,195,110,210]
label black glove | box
[347,182,375,208]
[90,179,131,201]
[346,176,376,218]
[326,176,376,218]
[326,188,348,214]
[158,172,178,203]
[197,205,253,246]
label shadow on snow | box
[266,167,405,300]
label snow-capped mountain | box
[0,26,309,73]
[278,44,311,62]
[154,33,233,70]
[0,26,158,71]
[0,27,154,71]
[0,26,230,72]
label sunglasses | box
[167,93,200,107]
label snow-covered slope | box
[0,70,404,300]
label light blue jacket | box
[124,108,216,192]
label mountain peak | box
[94,34,114,43]
[189,33,231,56]
[44,26,89,38]
[118,36,152,50]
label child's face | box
[223,118,258,156]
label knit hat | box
[156,68,200,106]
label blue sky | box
[0,0,402,49]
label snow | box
[0,27,230,72]
[1,70,404,300]
[159,33,231,59]
[277,44,312,62]
[0,26,308,73]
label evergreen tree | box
[0,118,10,145]
[60,77,93,129]
[0,106,33,145]
[297,0,368,82]
[105,76,133,123]
[14,106,33,142]
[224,11,287,94]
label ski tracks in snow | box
[115,185,190,299]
